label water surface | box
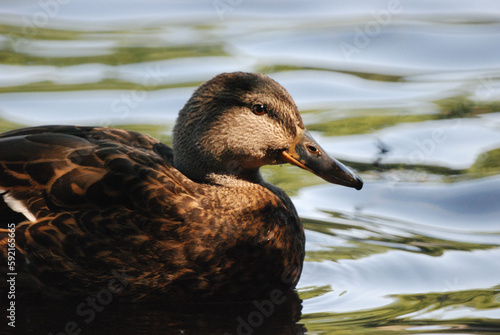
[1,1,500,334]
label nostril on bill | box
[307,145,319,153]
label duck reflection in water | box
[0,72,362,332]
[16,290,305,334]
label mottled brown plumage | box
[0,72,362,302]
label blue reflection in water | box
[1,0,500,333]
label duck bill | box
[282,129,363,190]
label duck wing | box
[0,125,178,224]
[0,126,198,296]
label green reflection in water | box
[468,148,500,177]
[306,98,500,138]
[307,114,436,136]
[0,42,225,65]
[1,23,226,66]
[260,66,404,82]
[0,79,203,94]
[263,164,325,196]
[0,23,84,40]
[298,285,332,301]
[437,98,500,119]
[303,216,498,263]
[0,118,25,133]
[301,288,500,334]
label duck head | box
[173,72,362,190]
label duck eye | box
[252,104,267,115]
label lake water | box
[1,1,500,334]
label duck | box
[0,72,362,302]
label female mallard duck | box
[0,72,362,302]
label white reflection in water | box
[300,248,500,314]
[297,175,500,232]
[320,115,500,170]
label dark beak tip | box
[343,175,363,190]
[331,162,363,191]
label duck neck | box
[173,152,264,187]
[207,169,264,187]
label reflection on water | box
[1,0,500,333]
[16,293,305,334]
